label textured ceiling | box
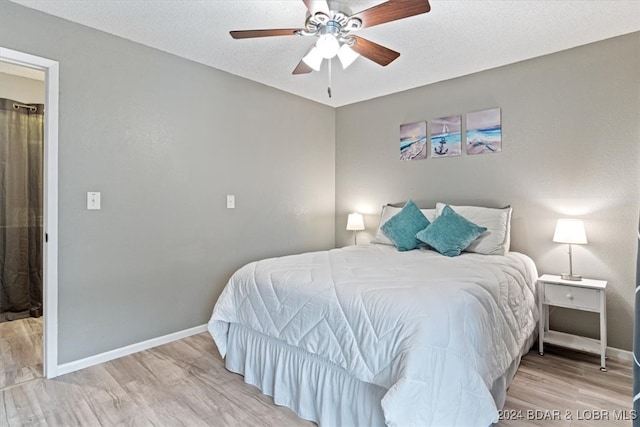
[9,0,640,107]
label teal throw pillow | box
[380,200,430,251]
[416,205,487,257]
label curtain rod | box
[13,102,37,112]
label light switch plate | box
[226,194,235,209]
[87,192,101,210]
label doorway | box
[0,47,59,380]
[0,62,44,388]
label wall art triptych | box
[400,107,501,160]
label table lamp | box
[346,213,365,245]
[553,218,588,281]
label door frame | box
[1,47,59,379]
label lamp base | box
[561,273,582,281]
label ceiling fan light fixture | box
[231,0,433,78]
[337,43,359,69]
[302,46,324,71]
[316,33,340,59]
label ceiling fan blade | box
[350,36,400,66]
[293,60,314,75]
[351,0,431,29]
[302,0,330,15]
[230,29,303,39]
[293,45,316,74]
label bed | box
[208,203,539,426]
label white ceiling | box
[10,0,640,107]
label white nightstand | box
[537,274,607,371]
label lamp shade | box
[302,47,323,71]
[553,219,587,244]
[337,44,359,69]
[346,213,365,231]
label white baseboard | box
[607,345,633,362]
[56,324,208,377]
[52,324,633,377]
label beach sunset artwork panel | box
[400,121,427,160]
[466,108,502,155]
[430,115,462,158]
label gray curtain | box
[635,215,640,424]
[0,97,44,322]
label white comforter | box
[208,244,538,426]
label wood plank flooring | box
[499,346,632,426]
[0,317,42,389]
[1,333,312,427]
[0,332,632,426]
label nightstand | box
[537,274,607,371]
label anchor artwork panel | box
[466,108,502,155]
[400,121,427,160]
[430,115,462,158]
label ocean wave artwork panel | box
[430,115,462,158]
[466,108,502,155]
[400,121,427,161]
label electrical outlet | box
[226,194,235,209]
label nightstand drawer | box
[544,283,599,310]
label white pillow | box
[372,204,437,246]
[435,203,512,255]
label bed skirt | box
[225,323,535,426]
[226,323,388,426]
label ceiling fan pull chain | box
[327,58,332,98]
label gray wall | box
[1,1,637,361]
[0,72,45,103]
[0,1,335,363]
[336,33,640,351]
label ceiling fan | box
[230,0,431,75]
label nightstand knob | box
[566,293,574,301]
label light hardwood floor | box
[0,333,632,426]
[0,317,42,390]
[499,346,632,427]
